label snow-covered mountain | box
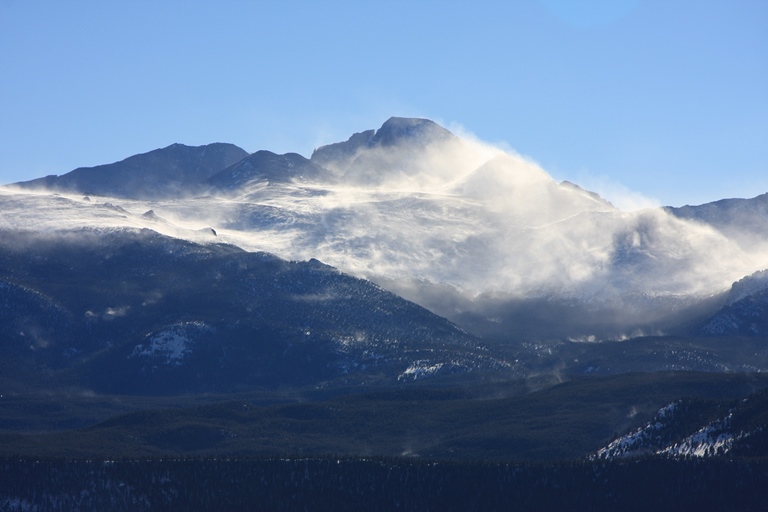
[5,117,768,340]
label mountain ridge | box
[4,117,768,341]
[12,142,248,199]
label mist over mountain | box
[5,116,768,341]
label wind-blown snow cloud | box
[192,128,766,303]
[568,173,661,212]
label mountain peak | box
[310,117,454,172]
[369,117,454,147]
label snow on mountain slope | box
[593,401,682,459]
[0,189,219,243]
[3,117,768,339]
[593,391,768,460]
[130,322,215,366]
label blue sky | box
[1,0,765,207]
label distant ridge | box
[665,193,768,246]
[13,142,248,199]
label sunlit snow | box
[130,322,214,365]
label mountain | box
[0,227,509,394]
[4,117,768,341]
[12,142,248,199]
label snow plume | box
[569,172,661,212]
[0,187,218,243]
[3,118,768,339]
[197,123,766,301]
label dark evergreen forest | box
[1,456,766,511]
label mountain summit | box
[310,117,458,185]
[366,116,454,147]
[311,117,454,172]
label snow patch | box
[398,360,444,381]
[592,401,680,460]
[660,413,737,457]
[130,321,214,365]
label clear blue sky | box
[1,0,766,207]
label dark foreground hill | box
[0,228,506,394]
